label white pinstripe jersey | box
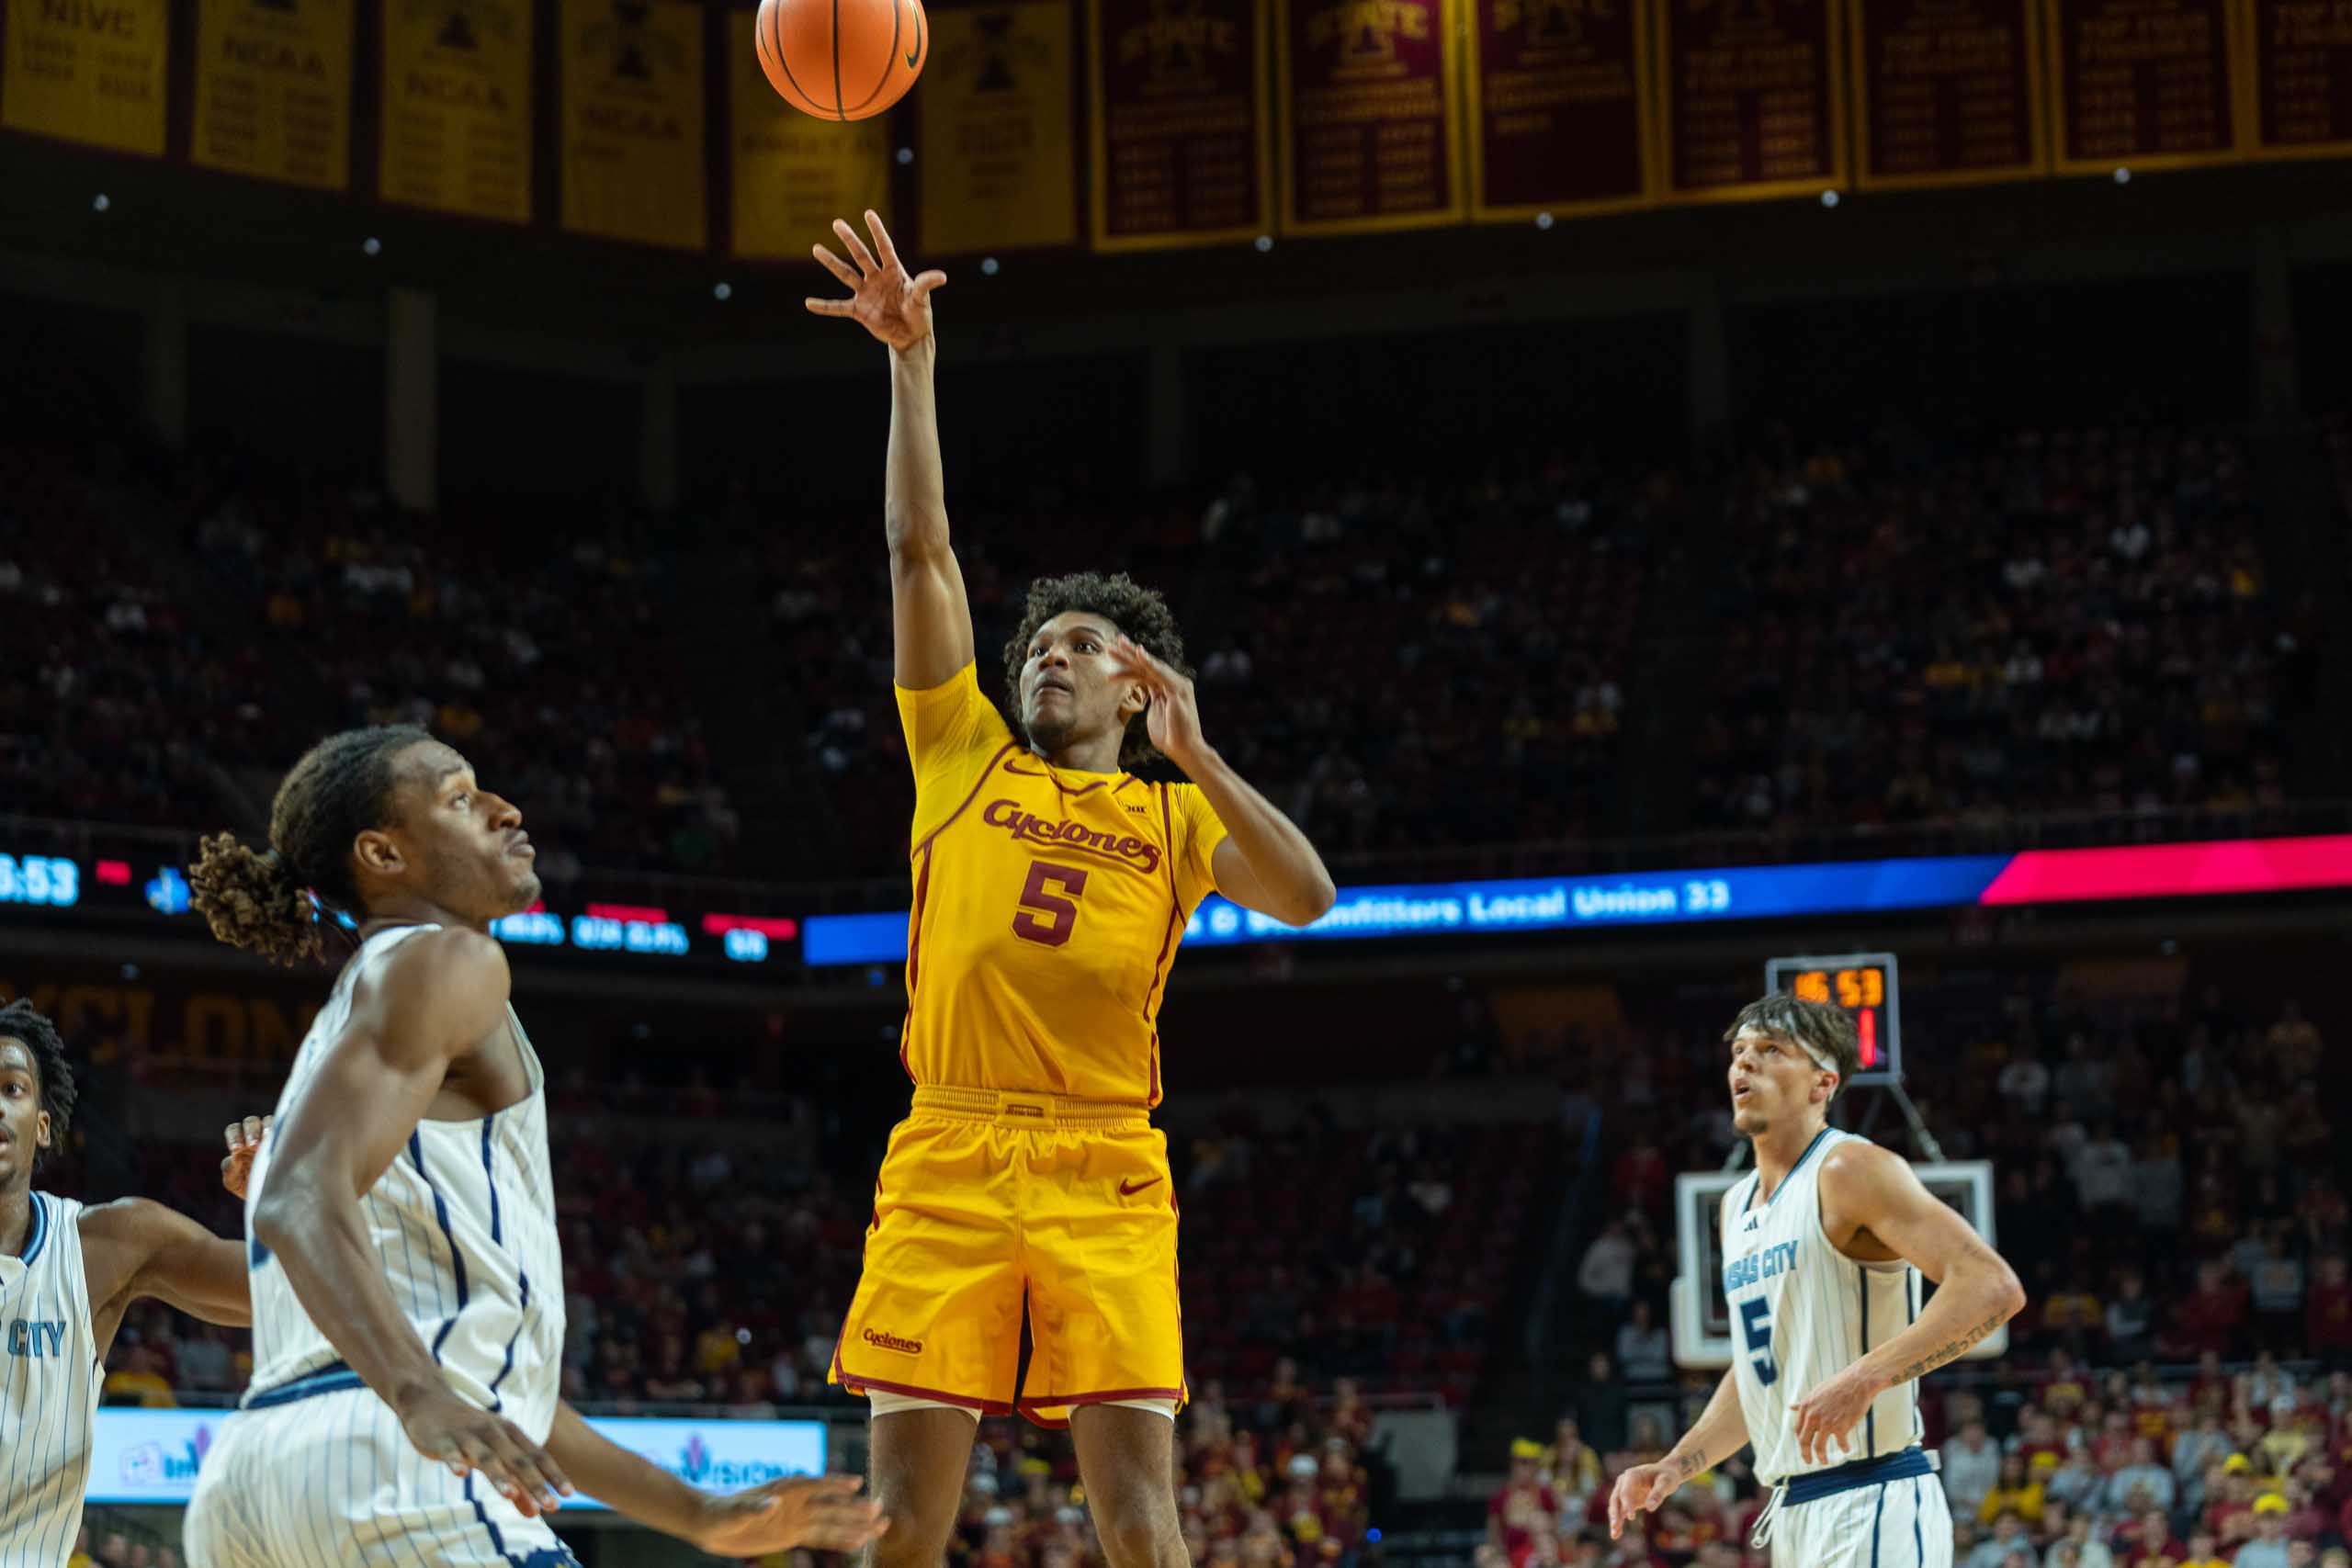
[1721,1128,1924,1486]
[0,1192,100,1568]
[243,924,567,1440]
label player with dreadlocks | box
[807,210,1337,1568]
[177,728,885,1568]
[0,998,262,1566]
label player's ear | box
[352,828,404,879]
[1117,681,1148,723]
[33,1109,50,1153]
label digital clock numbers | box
[1764,952,1902,1084]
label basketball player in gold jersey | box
[806,212,1337,1568]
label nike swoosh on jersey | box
[1119,1177,1163,1196]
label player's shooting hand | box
[220,1115,270,1200]
[804,210,944,351]
[1606,1461,1681,1540]
[401,1384,574,1518]
[1788,1362,1884,1468]
[1112,636,1207,770]
[692,1474,889,1556]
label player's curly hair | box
[189,726,433,966]
[1001,571,1192,770]
[0,999,76,1174]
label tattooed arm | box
[1609,1371,1748,1540]
[1788,1142,2029,1466]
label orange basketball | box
[754,0,926,121]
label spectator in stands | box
[1970,1511,2041,1568]
[1489,1445,1560,1563]
[1575,1355,1630,1465]
[2048,1510,2115,1568]
[1542,1417,1602,1524]
[2115,1506,2180,1562]
[99,1339,176,1407]
[1577,1220,1636,1311]
[2109,1437,2178,1517]
[1983,1452,2052,1529]
[2229,1495,2293,1568]
[2177,1533,2229,1568]
[1951,1416,2006,1517]
[2047,1450,2106,1516]
[2109,1272,2159,1363]
[2176,1411,2234,1515]
[1612,1301,1670,1384]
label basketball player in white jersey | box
[1607,995,2028,1567]
[0,998,267,1567]
[180,726,887,1568]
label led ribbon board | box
[83,1409,826,1507]
[800,833,2352,967]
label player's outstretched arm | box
[1792,1142,2028,1467]
[81,1201,252,1331]
[251,929,573,1518]
[804,209,973,691]
[540,1402,887,1556]
[78,1114,275,1336]
[1113,636,1337,927]
[1609,1369,1750,1540]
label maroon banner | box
[1851,0,2044,187]
[1660,0,1848,201]
[2245,0,2352,160]
[1088,0,1272,250]
[2047,0,2238,170]
[1276,0,1465,235]
[1467,0,1657,219]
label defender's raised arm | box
[805,210,972,691]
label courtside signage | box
[85,1409,825,1507]
[800,833,2352,965]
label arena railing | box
[8,798,2346,920]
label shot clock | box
[1763,952,1902,1086]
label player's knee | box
[865,1472,964,1563]
[865,1499,958,1568]
[1089,1486,1182,1568]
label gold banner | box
[917,1,1078,254]
[729,9,894,258]
[379,0,534,221]
[560,0,707,248]
[191,0,356,188]
[1,0,170,154]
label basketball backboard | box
[1669,1160,2007,1370]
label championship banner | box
[560,0,707,249]
[1087,0,1272,251]
[729,11,894,258]
[1466,0,1657,220]
[2046,0,2238,171]
[2244,0,2352,160]
[0,0,169,154]
[1659,0,1847,201]
[1849,0,2042,188]
[1277,0,1464,234]
[916,1,1078,254]
[191,0,356,188]
[379,0,534,222]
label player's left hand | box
[1789,1363,1887,1468]
[221,1115,271,1200]
[692,1475,888,1555]
[1112,636,1208,770]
